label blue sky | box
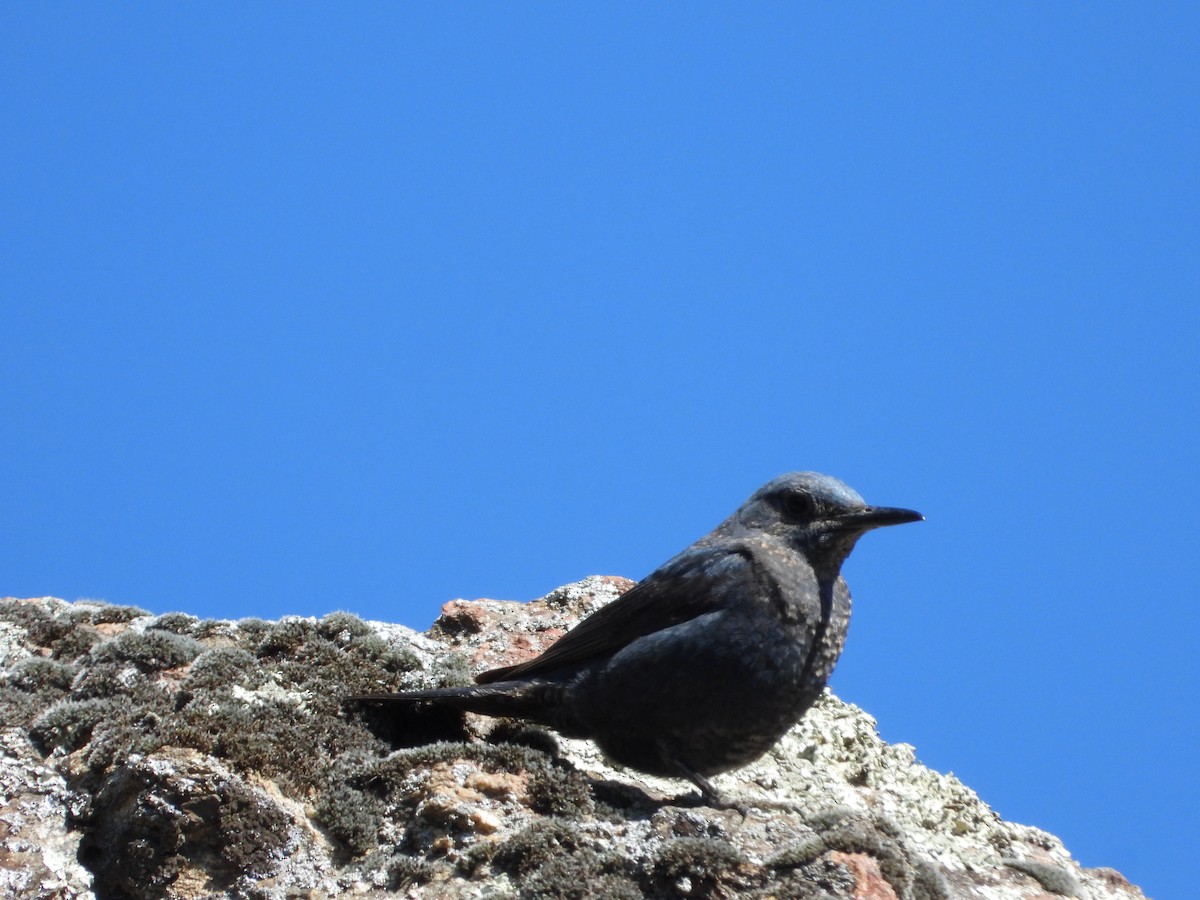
[3,6,1196,896]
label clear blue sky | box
[3,6,1195,897]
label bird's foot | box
[728,793,807,813]
[690,787,805,815]
[665,757,799,814]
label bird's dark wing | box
[475,545,757,684]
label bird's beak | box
[836,506,923,531]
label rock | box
[0,582,1146,899]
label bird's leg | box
[660,745,808,814]
[682,769,729,808]
[659,747,733,808]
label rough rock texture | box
[0,579,1146,899]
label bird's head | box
[725,472,922,577]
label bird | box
[354,472,921,804]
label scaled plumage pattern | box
[356,472,921,802]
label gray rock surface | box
[0,581,1147,899]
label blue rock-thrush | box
[356,472,921,802]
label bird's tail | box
[351,681,555,722]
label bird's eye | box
[778,491,815,519]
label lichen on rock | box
[0,583,1147,899]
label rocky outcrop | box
[0,579,1145,899]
